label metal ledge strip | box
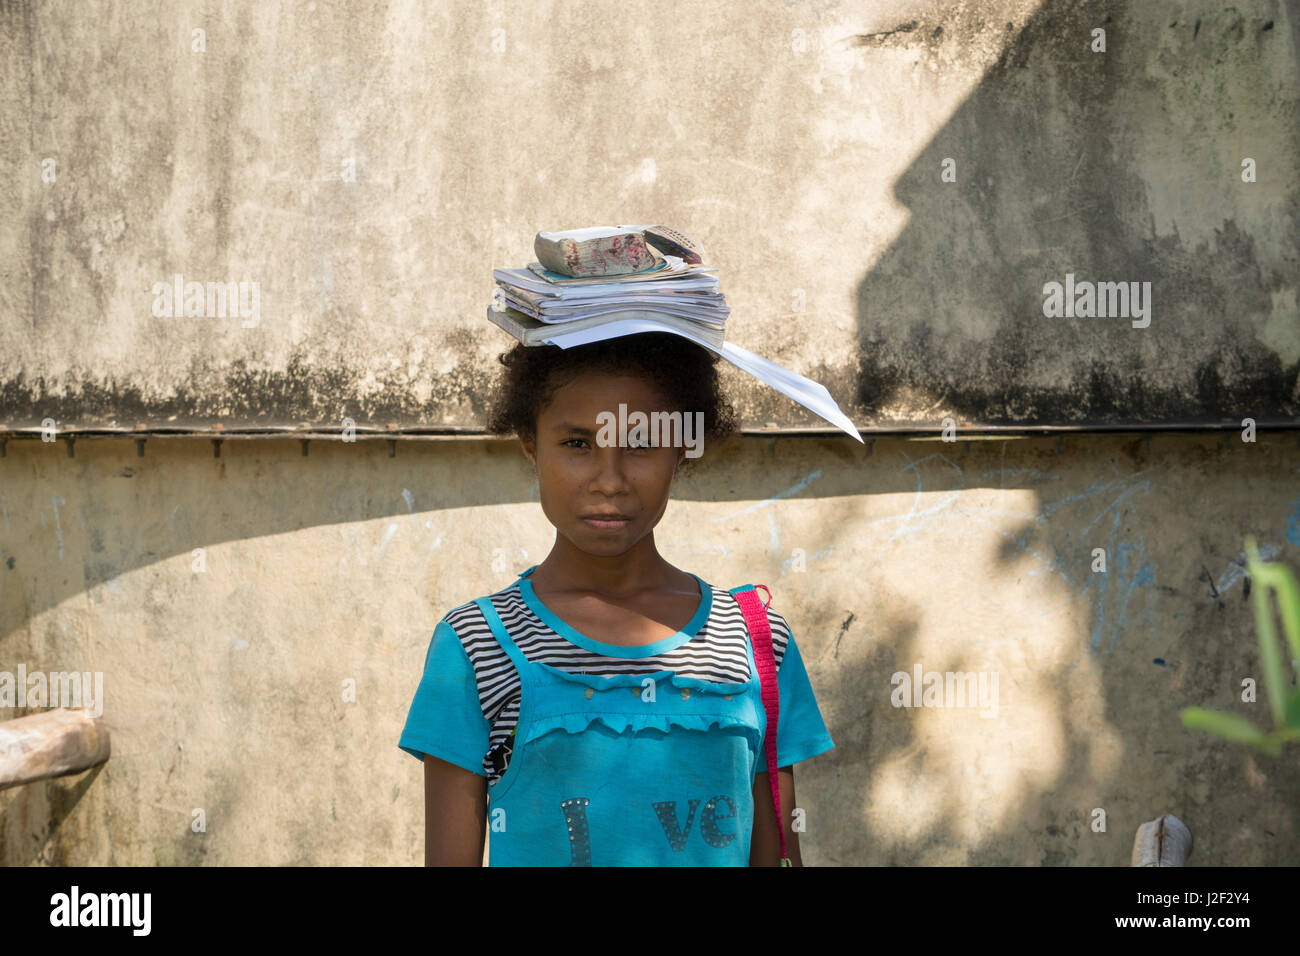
[0,421,1297,442]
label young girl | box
[399,331,834,866]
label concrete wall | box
[1,0,1295,431]
[2,432,1299,864]
[2,0,1299,865]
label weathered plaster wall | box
[0,0,1296,431]
[1,433,1298,864]
[1,0,1298,866]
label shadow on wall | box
[822,0,1300,864]
[852,0,1298,427]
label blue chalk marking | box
[1286,497,1300,546]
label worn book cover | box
[533,226,664,278]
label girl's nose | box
[587,448,632,493]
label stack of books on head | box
[488,225,729,350]
[484,224,865,443]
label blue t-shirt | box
[399,574,834,782]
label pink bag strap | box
[733,583,790,866]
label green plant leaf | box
[1258,732,1285,756]
[1286,689,1300,729]
[1245,537,1289,728]
[1180,707,1268,744]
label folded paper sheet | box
[539,318,864,443]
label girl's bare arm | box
[423,754,488,866]
[749,766,804,866]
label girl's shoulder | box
[684,573,799,667]
[696,576,799,669]
[706,575,794,626]
[434,578,530,642]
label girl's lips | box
[581,516,632,531]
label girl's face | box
[520,370,686,558]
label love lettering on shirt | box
[558,795,739,865]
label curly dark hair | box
[486,333,740,467]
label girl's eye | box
[562,438,652,451]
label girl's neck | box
[530,534,689,599]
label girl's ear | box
[520,434,537,470]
